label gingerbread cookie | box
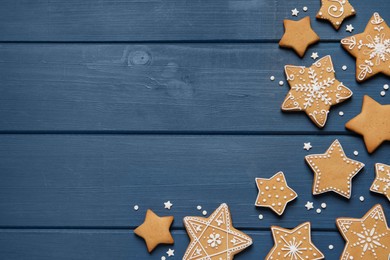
[370,163,390,201]
[255,172,297,216]
[266,222,324,260]
[279,16,320,57]
[337,204,390,259]
[134,209,174,252]
[282,55,353,128]
[305,139,365,199]
[345,95,390,153]
[183,203,252,260]
[341,12,390,82]
[316,0,356,30]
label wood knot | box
[128,50,151,66]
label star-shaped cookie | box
[316,0,356,30]
[370,163,390,201]
[183,203,252,260]
[341,12,390,82]
[305,139,365,198]
[345,95,390,153]
[134,209,174,252]
[337,204,390,259]
[279,16,320,57]
[266,222,324,260]
[255,172,297,215]
[282,55,353,128]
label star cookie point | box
[341,12,390,82]
[370,163,390,201]
[183,203,252,260]
[345,95,390,153]
[316,0,356,30]
[134,209,174,252]
[282,55,353,128]
[305,139,365,199]
[255,171,297,216]
[266,222,324,260]
[279,16,320,57]
[337,204,390,259]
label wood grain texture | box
[0,229,344,259]
[0,135,388,229]
[0,43,388,132]
[0,0,388,41]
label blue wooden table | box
[0,1,389,259]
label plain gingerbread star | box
[183,203,252,260]
[266,222,324,260]
[134,209,174,252]
[305,139,365,199]
[370,163,390,201]
[336,204,390,259]
[279,16,320,57]
[255,172,297,216]
[282,55,353,128]
[345,95,390,153]
[341,12,390,82]
[316,0,356,30]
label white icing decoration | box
[327,0,345,18]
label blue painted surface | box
[0,0,389,259]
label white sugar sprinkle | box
[279,81,284,86]
[339,111,344,116]
[258,214,264,220]
[342,65,347,71]
[202,210,207,216]
[161,256,166,260]
[303,6,308,12]
[384,84,389,90]
[329,245,334,250]
[270,76,275,81]
[197,205,202,210]
[353,151,358,156]
[359,196,365,202]
[381,91,386,97]
[133,205,139,211]
[316,208,322,214]
[321,203,327,209]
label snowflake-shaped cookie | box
[341,12,390,82]
[282,55,353,128]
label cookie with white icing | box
[316,0,356,30]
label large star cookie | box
[255,172,297,216]
[337,204,390,259]
[279,16,320,57]
[305,139,365,199]
[282,55,353,128]
[370,163,390,201]
[266,222,324,260]
[341,12,390,82]
[183,203,252,260]
[134,209,174,252]
[316,0,356,30]
[345,95,390,153]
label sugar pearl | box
[279,81,284,86]
[133,205,139,211]
[270,76,275,81]
[202,210,207,216]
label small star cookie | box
[336,204,390,259]
[183,203,252,260]
[134,209,174,252]
[279,16,320,57]
[305,139,365,199]
[316,0,356,30]
[345,95,390,153]
[255,172,297,215]
[266,222,324,260]
[370,163,390,201]
[341,12,390,82]
[282,55,353,128]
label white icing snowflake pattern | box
[281,236,307,259]
[207,233,222,248]
[352,224,387,258]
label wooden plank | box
[0,43,388,132]
[0,135,388,229]
[0,229,344,259]
[0,0,388,41]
